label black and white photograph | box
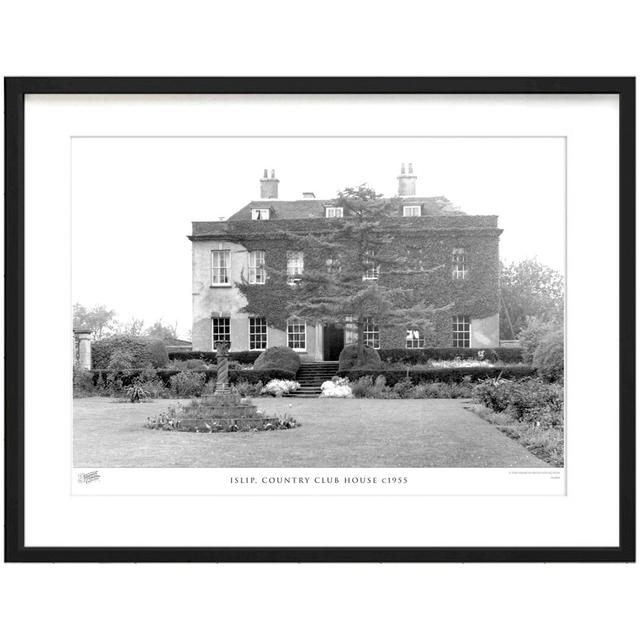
[6,78,632,563]
[2,3,639,639]
[72,137,565,472]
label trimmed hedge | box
[231,368,296,383]
[339,365,535,385]
[168,350,261,365]
[93,335,169,369]
[90,367,296,388]
[377,347,523,365]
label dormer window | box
[403,205,422,217]
[325,207,343,218]
[251,208,270,221]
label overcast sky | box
[72,137,565,338]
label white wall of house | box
[470,314,500,348]
[192,239,322,359]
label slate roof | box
[228,196,466,221]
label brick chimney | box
[260,169,279,199]
[397,162,417,196]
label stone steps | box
[292,361,341,397]
[289,386,323,398]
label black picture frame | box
[4,77,635,563]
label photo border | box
[4,77,635,562]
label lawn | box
[74,396,548,468]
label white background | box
[29,94,611,544]
[1,2,638,640]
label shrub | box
[106,373,124,395]
[173,358,210,371]
[518,317,558,364]
[89,366,297,394]
[378,347,522,365]
[338,344,382,371]
[73,364,95,397]
[170,371,207,397]
[473,377,564,427]
[139,380,169,399]
[125,383,148,403]
[93,335,169,369]
[253,346,301,374]
[392,378,415,399]
[108,348,135,370]
[350,376,373,398]
[473,379,514,412]
[233,380,262,397]
[533,329,564,382]
[367,375,399,398]
[408,381,474,399]
[145,339,170,368]
[261,379,301,397]
[340,365,534,385]
[137,367,161,384]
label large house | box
[189,165,502,360]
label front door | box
[323,323,344,361]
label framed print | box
[4,77,635,562]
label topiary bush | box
[338,344,382,371]
[253,346,301,374]
[92,335,169,369]
[532,329,564,382]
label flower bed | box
[469,377,564,466]
[339,365,535,385]
[378,347,523,365]
[89,367,296,393]
[145,394,301,433]
[428,358,495,369]
[261,379,301,397]
[320,377,353,398]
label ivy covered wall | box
[191,216,501,349]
